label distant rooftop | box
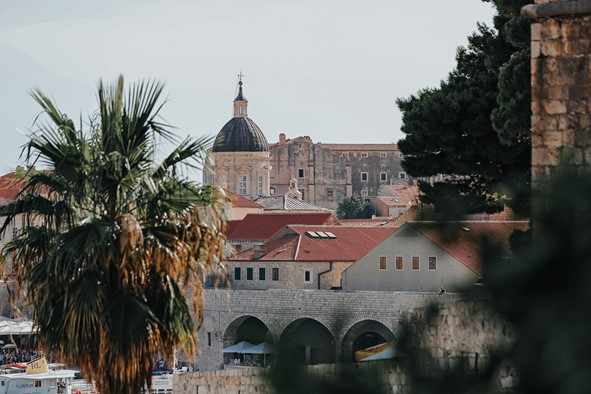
[254,195,330,212]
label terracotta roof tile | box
[227,212,339,241]
[224,189,264,209]
[229,225,395,262]
[339,218,399,227]
[408,221,530,275]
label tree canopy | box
[336,194,374,219]
[397,1,531,216]
[0,76,227,394]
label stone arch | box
[279,318,335,365]
[223,315,272,347]
[341,319,395,362]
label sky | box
[0,0,495,174]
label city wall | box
[176,299,516,393]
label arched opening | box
[223,316,273,367]
[341,320,395,362]
[223,316,271,346]
[279,318,335,365]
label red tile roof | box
[224,189,264,209]
[227,212,340,241]
[339,218,399,227]
[408,221,530,274]
[230,225,396,262]
[291,225,396,261]
[375,185,419,207]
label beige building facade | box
[206,79,272,200]
[269,135,406,210]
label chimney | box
[279,133,286,145]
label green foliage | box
[397,2,531,216]
[0,76,227,394]
[336,194,373,219]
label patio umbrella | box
[244,343,274,366]
[222,341,254,354]
[244,342,273,354]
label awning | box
[243,342,273,354]
[0,318,36,335]
[222,341,254,354]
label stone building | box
[204,78,406,210]
[269,134,406,210]
[206,78,272,199]
[227,224,396,290]
[342,221,529,293]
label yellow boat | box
[354,340,397,362]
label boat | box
[0,356,80,394]
[354,340,397,362]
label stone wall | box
[192,289,463,372]
[404,300,517,390]
[527,0,591,214]
[176,299,516,393]
[173,362,410,394]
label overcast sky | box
[0,0,495,174]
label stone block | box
[543,131,563,148]
[531,41,541,58]
[532,147,561,166]
[564,40,590,56]
[531,23,542,41]
[542,20,561,40]
[541,40,561,57]
[561,22,581,39]
[543,100,567,114]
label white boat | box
[0,357,79,394]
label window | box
[258,176,263,196]
[247,267,253,280]
[239,175,247,195]
[298,168,305,178]
[361,172,368,181]
[326,189,334,200]
[399,153,404,159]
[361,190,368,197]
[396,256,403,270]
[272,267,279,281]
[361,152,368,158]
[234,267,241,280]
[298,189,305,200]
[379,256,387,270]
[304,270,312,283]
[208,332,211,346]
[380,152,387,158]
[342,152,349,158]
[259,267,266,280]
[429,256,437,271]
[270,187,275,195]
[399,172,406,179]
[380,172,387,182]
[35,381,42,388]
[412,256,420,270]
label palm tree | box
[0,76,227,394]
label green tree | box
[397,1,531,216]
[0,76,226,394]
[336,194,373,219]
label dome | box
[212,117,269,152]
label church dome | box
[212,78,269,153]
[213,117,269,152]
